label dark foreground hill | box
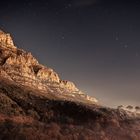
[0,30,139,140]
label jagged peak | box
[0,30,16,49]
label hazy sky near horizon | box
[0,0,140,107]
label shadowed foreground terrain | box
[0,30,139,140]
[0,78,140,140]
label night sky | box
[0,0,140,107]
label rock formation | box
[0,29,139,140]
[0,30,98,104]
[0,30,15,48]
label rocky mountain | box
[0,30,139,140]
[0,30,97,104]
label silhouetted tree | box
[135,106,140,112]
[117,105,123,109]
[126,105,133,110]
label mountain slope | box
[0,30,97,104]
[0,30,139,140]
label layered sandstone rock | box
[0,30,98,104]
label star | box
[65,3,72,9]
[124,44,128,48]
[68,3,72,8]
[61,36,65,40]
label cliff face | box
[0,30,98,104]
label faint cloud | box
[73,0,101,7]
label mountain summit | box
[0,30,97,104]
[0,30,139,140]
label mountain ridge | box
[0,29,139,140]
[0,30,98,104]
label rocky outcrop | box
[0,31,15,48]
[0,30,98,104]
[36,67,60,83]
[0,69,12,80]
[60,80,79,92]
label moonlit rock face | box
[86,95,98,103]
[37,67,60,83]
[0,29,98,104]
[0,31,15,48]
[60,80,79,92]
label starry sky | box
[0,0,140,107]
